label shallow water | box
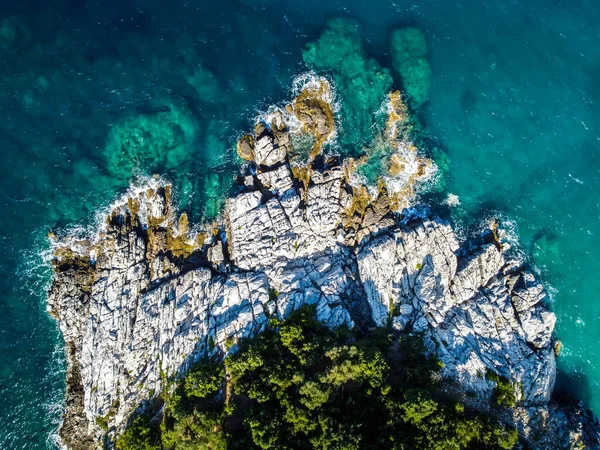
[0,0,599,447]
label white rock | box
[47,130,570,448]
[253,133,287,167]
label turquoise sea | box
[1,0,598,447]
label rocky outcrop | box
[288,78,335,158]
[47,79,600,449]
[357,223,556,405]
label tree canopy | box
[117,306,518,450]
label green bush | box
[486,371,517,407]
[268,288,279,302]
[120,306,518,450]
[184,357,225,399]
[116,414,161,450]
[493,376,517,408]
[161,410,226,450]
[401,389,438,424]
[95,414,109,432]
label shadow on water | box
[554,367,593,407]
[414,192,454,223]
[529,228,559,258]
[458,198,506,222]
[459,89,477,114]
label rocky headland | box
[47,77,600,449]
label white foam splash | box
[43,340,67,450]
[445,193,461,206]
[17,232,68,449]
[385,142,436,191]
[497,216,526,263]
[568,173,584,185]
[291,71,339,114]
[49,175,167,258]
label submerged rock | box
[47,80,599,450]
[303,18,394,149]
[104,105,198,180]
[391,27,432,109]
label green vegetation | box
[487,372,517,408]
[95,414,109,432]
[118,306,518,449]
[268,288,279,302]
[116,414,161,450]
[224,337,235,351]
[162,410,227,450]
[184,358,225,399]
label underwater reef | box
[390,27,432,109]
[47,75,600,449]
[303,18,394,152]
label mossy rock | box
[291,80,335,158]
[236,134,254,161]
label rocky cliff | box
[47,77,599,449]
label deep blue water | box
[0,0,599,447]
